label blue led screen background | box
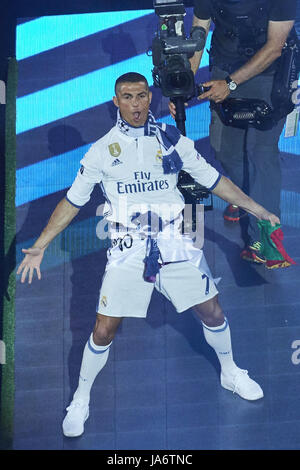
[16,9,300,208]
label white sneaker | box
[221,369,264,401]
[62,399,89,437]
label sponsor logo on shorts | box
[100,296,108,307]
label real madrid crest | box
[155,148,163,164]
[109,143,121,158]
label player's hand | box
[168,100,188,119]
[258,210,280,227]
[17,247,45,284]
[198,80,230,103]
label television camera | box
[151,0,213,210]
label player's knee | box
[93,318,119,346]
[193,297,224,327]
[93,325,115,345]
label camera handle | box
[171,95,187,136]
[171,94,213,220]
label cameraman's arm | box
[190,16,211,74]
[230,20,295,86]
[199,20,294,102]
[169,15,211,119]
[169,15,210,118]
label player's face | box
[113,81,152,127]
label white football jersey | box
[66,124,220,230]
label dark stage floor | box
[13,152,300,450]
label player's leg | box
[63,240,155,437]
[193,295,238,374]
[193,295,263,401]
[62,314,122,437]
[73,313,122,401]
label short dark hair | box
[115,72,149,94]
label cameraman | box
[170,0,297,264]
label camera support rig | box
[151,0,213,212]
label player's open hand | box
[17,247,45,284]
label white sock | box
[202,318,238,377]
[73,333,112,404]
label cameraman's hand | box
[198,79,230,103]
[168,100,188,119]
[17,247,45,284]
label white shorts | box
[97,240,218,318]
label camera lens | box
[167,71,190,89]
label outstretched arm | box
[17,198,80,283]
[211,175,280,225]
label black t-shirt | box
[193,0,297,71]
[194,0,297,21]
